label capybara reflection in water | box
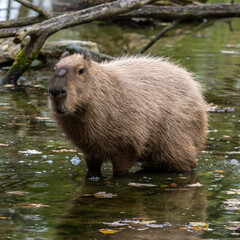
[48,51,208,177]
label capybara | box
[48,51,208,177]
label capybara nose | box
[49,89,67,98]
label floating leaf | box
[207,103,234,113]
[35,117,50,120]
[186,182,203,187]
[103,221,128,227]
[182,222,210,231]
[226,190,240,195]
[6,191,28,195]
[178,188,191,191]
[100,229,119,234]
[93,192,117,199]
[0,143,9,147]
[221,50,240,55]
[52,149,77,153]
[227,151,240,154]
[178,177,188,179]
[18,149,42,154]
[223,199,240,210]
[3,84,15,88]
[147,223,164,228]
[128,183,157,187]
[215,175,224,178]
[17,203,49,208]
[214,170,224,173]
[0,216,12,220]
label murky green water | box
[0,18,240,239]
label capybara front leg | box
[84,154,103,178]
[111,156,135,177]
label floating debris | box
[181,222,211,231]
[52,149,77,153]
[223,199,240,210]
[16,203,49,208]
[102,218,171,231]
[18,149,42,154]
[0,143,9,147]
[207,103,234,113]
[6,191,28,196]
[226,189,240,195]
[99,229,119,234]
[35,116,50,120]
[93,192,117,199]
[186,182,203,187]
[81,192,117,199]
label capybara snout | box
[49,52,208,177]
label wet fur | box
[49,54,208,176]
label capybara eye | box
[78,68,85,75]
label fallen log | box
[124,3,240,20]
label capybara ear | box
[83,50,91,63]
[61,51,70,59]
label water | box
[0,17,240,240]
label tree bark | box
[124,3,240,20]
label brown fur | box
[48,53,208,177]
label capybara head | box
[48,51,95,115]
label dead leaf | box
[93,192,117,199]
[18,149,42,154]
[187,222,209,231]
[100,229,119,234]
[17,203,49,208]
[6,191,28,195]
[0,143,9,147]
[52,149,77,153]
[0,216,12,220]
[147,223,164,228]
[226,190,240,195]
[186,182,203,187]
[207,103,234,113]
[178,188,191,191]
[222,135,231,138]
[169,183,178,187]
[35,117,50,120]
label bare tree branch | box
[15,0,52,18]
[137,20,179,54]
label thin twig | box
[15,0,52,18]
[137,20,179,55]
